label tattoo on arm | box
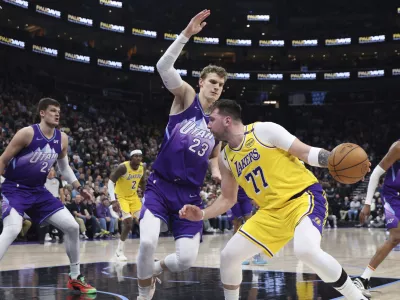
[318,149,330,167]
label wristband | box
[201,210,205,220]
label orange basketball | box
[328,143,369,184]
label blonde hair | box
[200,65,228,82]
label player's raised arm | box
[157,10,210,106]
[179,151,238,221]
[0,127,32,174]
[253,122,331,168]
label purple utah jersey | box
[4,124,62,187]
[382,158,400,230]
[1,124,64,224]
[152,94,216,187]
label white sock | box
[117,240,125,252]
[361,265,375,280]
[335,277,368,300]
[252,272,259,283]
[223,287,240,300]
[138,285,151,296]
[70,262,80,279]
[154,260,163,275]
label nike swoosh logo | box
[36,138,43,141]
[189,194,198,198]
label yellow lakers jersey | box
[115,161,144,199]
[223,123,318,209]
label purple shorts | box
[1,180,64,224]
[382,190,400,230]
[231,195,253,219]
[140,172,203,240]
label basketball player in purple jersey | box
[136,10,227,299]
[353,140,400,297]
[0,98,96,294]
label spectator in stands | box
[67,195,89,239]
[348,197,361,221]
[326,205,337,228]
[369,209,386,228]
[96,198,116,237]
[44,167,65,243]
[340,196,351,221]
[80,197,102,238]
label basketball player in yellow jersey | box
[108,150,145,261]
[180,100,369,300]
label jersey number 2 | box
[245,166,268,194]
[40,162,50,173]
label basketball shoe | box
[67,274,97,294]
[353,277,372,298]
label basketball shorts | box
[231,195,253,219]
[238,183,328,257]
[1,180,64,224]
[119,196,142,220]
[140,172,203,240]
[382,190,400,230]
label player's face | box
[41,105,60,127]
[130,154,142,166]
[208,109,229,140]
[199,73,225,102]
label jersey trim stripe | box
[238,228,274,257]
[36,124,57,142]
[295,191,315,229]
[253,131,276,149]
[228,125,248,152]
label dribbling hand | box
[179,205,203,221]
[183,10,211,37]
[359,204,371,225]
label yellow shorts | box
[119,196,142,219]
[238,184,328,257]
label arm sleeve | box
[57,156,78,185]
[156,33,189,90]
[365,165,386,205]
[253,122,296,151]
[108,179,116,201]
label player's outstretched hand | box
[359,204,371,225]
[183,9,211,37]
[179,204,203,221]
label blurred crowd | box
[0,77,393,243]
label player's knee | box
[4,223,22,238]
[139,237,157,254]
[123,218,133,228]
[63,220,79,235]
[220,247,236,268]
[389,232,400,246]
[294,243,318,262]
[177,252,197,270]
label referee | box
[43,166,65,243]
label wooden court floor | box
[0,228,398,299]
